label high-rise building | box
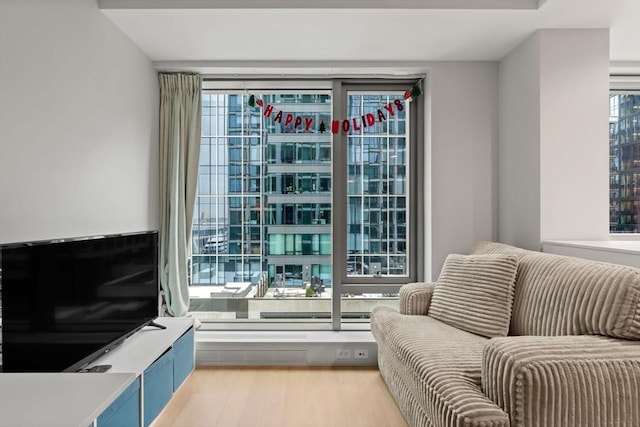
[610,94,640,233]
[260,93,333,287]
[192,92,333,289]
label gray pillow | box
[428,253,519,338]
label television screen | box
[0,231,159,372]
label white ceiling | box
[99,0,640,75]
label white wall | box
[538,29,610,241]
[427,62,499,280]
[498,29,610,251]
[498,33,542,250]
[0,0,159,244]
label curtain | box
[159,73,202,317]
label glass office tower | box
[262,93,333,288]
[192,92,332,290]
[610,94,640,233]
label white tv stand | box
[0,317,194,427]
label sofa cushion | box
[428,253,519,338]
[370,306,509,426]
[471,241,640,339]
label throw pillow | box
[428,253,519,338]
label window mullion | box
[331,80,346,330]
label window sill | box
[541,239,640,268]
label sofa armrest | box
[399,282,436,315]
[482,335,640,427]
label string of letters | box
[247,81,422,134]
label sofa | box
[370,241,640,427]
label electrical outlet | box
[354,349,369,359]
[336,349,352,359]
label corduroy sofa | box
[370,241,640,427]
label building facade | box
[192,92,333,288]
[610,94,640,233]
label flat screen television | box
[0,230,160,372]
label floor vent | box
[198,349,308,365]
[195,339,377,366]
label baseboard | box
[195,331,377,366]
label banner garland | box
[247,81,422,134]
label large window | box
[610,93,640,233]
[190,80,423,326]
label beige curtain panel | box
[159,72,202,317]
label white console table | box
[89,317,193,376]
[0,317,195,427]
[0,373,136,427]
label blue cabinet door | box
[143,348,174,427]
[173,327,195,391]
[97,377,140,427]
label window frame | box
[330,80,425,328]
[197,78,425,330]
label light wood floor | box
[152,366,408,427]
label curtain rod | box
[202,74,425,81]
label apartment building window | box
[190,80,424,327]
[610,92,640,233]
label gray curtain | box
[159,73,202,317]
